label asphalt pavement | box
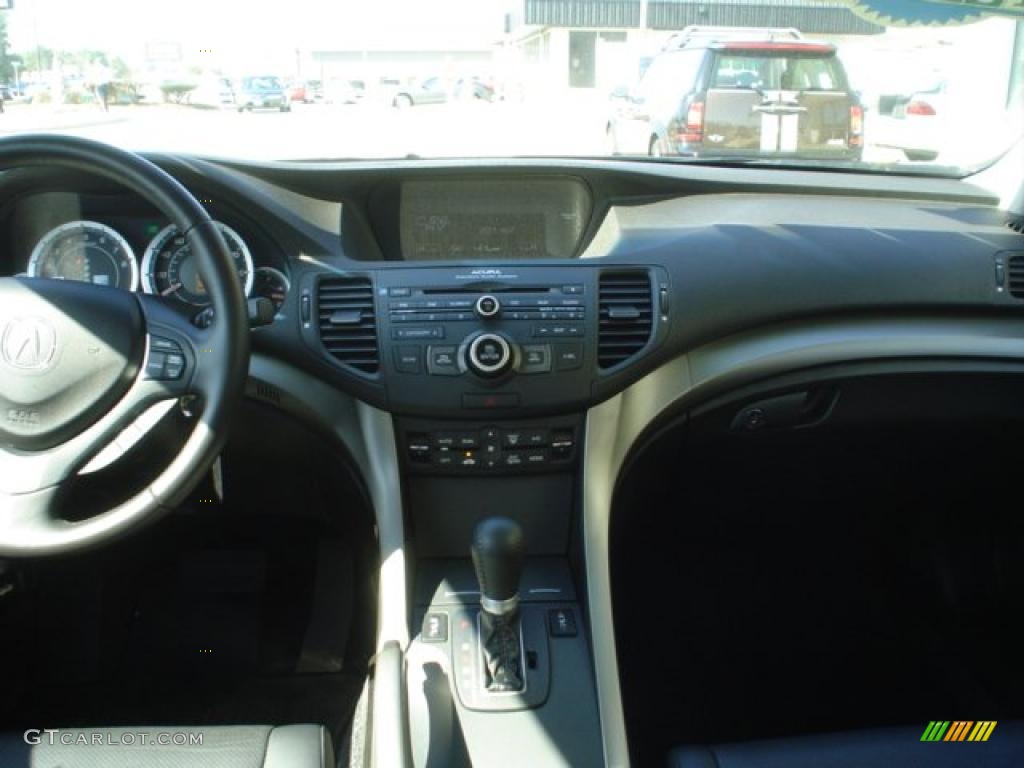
[0,98,907,164]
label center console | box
[295,262,669,766]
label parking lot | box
[0,97,923,164]
[0,98,616,160]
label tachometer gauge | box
[141,222,254,306]
[28,221,139,290]
[252,267,290,313]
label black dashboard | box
[2,156,1022,470]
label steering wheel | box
[0,135,249,556]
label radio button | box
[554,343,584,371]
[428,345,460,376]
[393,327,443,340]
[521,344,551,374]
[394,346,423,374]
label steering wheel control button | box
[427,345,460,375]
[145,352,167,379]
[145,336,187,381]
[164,354,186,380]
[520,344,551,374]
[422,612,449,643]
[466,333,513,377]
[475,294,501,318]
[394,346,423,374]
[549,608,578,638]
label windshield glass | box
[0,0,1021,174]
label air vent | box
[598,270,654,369]
[1009,253,1024,299]
[317,276,379,373]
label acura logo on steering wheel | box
[1,317,58,371]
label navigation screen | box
[400,178,590,261]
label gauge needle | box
[161,282,182,296]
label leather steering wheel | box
[0,135,249,555]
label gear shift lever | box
[471,517,525,692]
[472,516,525,615]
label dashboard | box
[3,147,1021,768]
[1,156,1021,437]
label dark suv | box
[607,39,863,160]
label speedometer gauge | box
[28,221,139,290]
[141,222,254,306]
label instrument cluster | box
[24,217,289,313]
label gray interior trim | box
[584,358,693,768]
[248,356,409,650]
[355,402,410,650]
[371,641,412,768]
[583,314,1024,768]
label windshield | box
[0,0,1021,174]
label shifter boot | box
[480,609,523,692]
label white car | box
[870,79,947,162]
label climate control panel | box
[398,415,581,475]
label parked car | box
[234,75,290,112]
[868,75,949,162]
[454,76,496,102]
[390,76,449,108]
[189,75,236,109]
[322,78,364,105]
[607,38,863,160]
[286,80,323,103]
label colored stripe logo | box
[921,721,997,742]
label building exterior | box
[501,0,882,94]
[310,31,496,92]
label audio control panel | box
[376,266,605,416]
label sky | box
[6,0,505,71]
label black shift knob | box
[471,517,524,612]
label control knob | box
[475,295,501,319]
[466,333,514,378]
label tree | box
[19,46,54,74]
[0,13,14,82]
